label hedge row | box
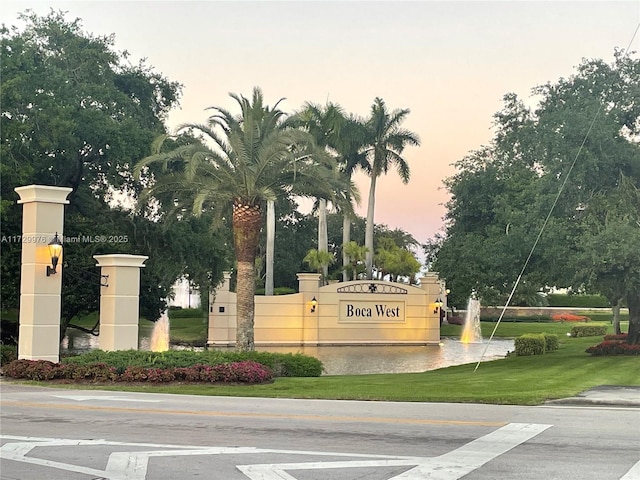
[480,316,552,323]
[1,359,273,384]
[514,333,559,356]
[546,294,610,308]
[167,308,204,319]
[61,349,324,377]
[569,324,608,338]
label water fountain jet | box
[460,298,483,344]
[150,311,170,352]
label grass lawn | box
[36,320,639,405]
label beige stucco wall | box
[208,273,444,346]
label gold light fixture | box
[433,297,443,314]
[310,296,318,313]
[46,233,63,276]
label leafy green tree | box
[272,209,317,290]
[136,87,349,351]
[575,175,640,340]
[361,98,420,279]
[434,50,640,335]
[0,11,204,338]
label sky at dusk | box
[3,1,639,248]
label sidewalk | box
[546,385,640,407]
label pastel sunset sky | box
[3,1,639,247]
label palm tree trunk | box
[365,175,377,279]
[318,199,328,283]
[265,200,275,296]
[342,214,350,282]
[232,200,262,351]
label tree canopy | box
[0,11,226,333]
[432,50,640,343]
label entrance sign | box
[209,273,445,346]
[339,301,405,322]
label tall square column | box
[15,185,72,362]
[94,254,148,351]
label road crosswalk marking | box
[2,425,638,480]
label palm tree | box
[361,98,420,279]
[342,241,369,281]
[136,87,347,351]
[303,248,335,285]
[289,103,362,281]
[334,116,369,281]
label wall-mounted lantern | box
[433,297,443,314]
[46,233,63,276]
[310,296,318,313]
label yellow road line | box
[0,401,505,427]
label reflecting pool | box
[62,329,513,376]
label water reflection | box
[61,328,152,351]
[247,339,514,375]
[62,328,513,376]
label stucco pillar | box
[15,185,72,362]
[420,273,444,318]
[94,254,148,351]
[297,273,321,344]
[208,272,235,346]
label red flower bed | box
[1,359,273,384]
[551,313,590,322]
[586,338,640,356]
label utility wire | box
[474,24,640,372]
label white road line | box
[12,425,636,480]
[392,423,552,479]
[620,459,640,480]
[236,423,552,480]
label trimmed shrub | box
[515,334,546,356]
[68,363,118,382]
[543,334,559,352]
[211,361,273,384]
[447,316,464,325]
[119,366,176,383]
[570,324,607,338]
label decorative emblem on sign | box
[336,283,408,294]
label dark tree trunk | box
[232,200,262,352]
[627,290,640,345]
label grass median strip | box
[7,320,639,405]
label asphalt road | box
[1,383,639,480]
